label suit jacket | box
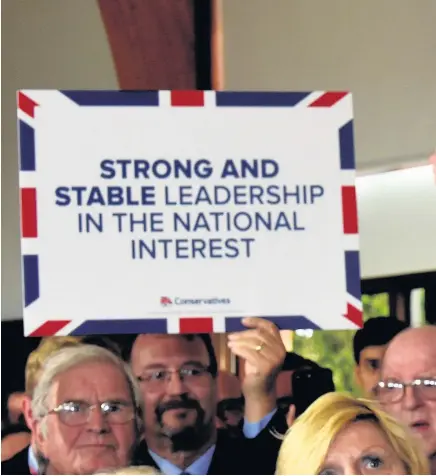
[134,414,285,475]
[1,446,31,475]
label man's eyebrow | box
[140,363,167,370]
[140,360,207,370]
[58,399,87,405]
[182,360,209,367]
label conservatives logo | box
[160,296,230,307]
[160,296,173,306]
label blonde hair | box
[275,392,429,475]
[25,336,121,395]
[25,337,83,395]
[97,466,161,475]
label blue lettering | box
[311,185,324,203]
[191,239,207,258]
[275,212,292,230]
[175,239,190,258]
[100,159,116,179]
[140,186,156,206]
[221,159,239,178]
[71,186,87,206]
[261,159,279,178]
[224,238,239,258]
[214,186,231,205]
[164,186,177,205]
[107,187,124,206]
[179,186,193,205]
[150,213,164,232]
[196,187,213,205]
[265,185,280,205]
[55,187,71,206]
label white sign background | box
[19,91,359,335]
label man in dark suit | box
[1,445,32,475]
[131,317,286,475]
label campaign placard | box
[17,90,362,336]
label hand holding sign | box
[228,317,286,420]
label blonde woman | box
[276,393,429,475]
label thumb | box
[286,404,296,428]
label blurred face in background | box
[355,345,387,397]
[216,371,244,437]
[276,370,294,419]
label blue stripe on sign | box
[225,316,321,332]
[23,255,39,306]
[339,120,355,170]
[216,92,311,107]
[60,91,159,107]
[19,120,36,171]
[345,251,361,300]
[70,319,168,335]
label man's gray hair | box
[32,343,144,436]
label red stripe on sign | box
[309,92,348,107]
[179,317,214,333]
[21,188,38,238]
[171,90,204,106]
[342,186,358,234]
[29,320,71,337]
[18,92,39,117]
[344,303,363,328]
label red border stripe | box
[29,320,71,337]
[21,188,38,238]
[344,303,363,327]
[171,91,204,107]
[18,92,38,118]
[342,186,358,234]
[309,91,348,107]
[179,317,213,333]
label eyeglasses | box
[48,400,135,426]
[376,378,436,404]
[137,365,212,389]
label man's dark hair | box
[126,333,218,378]
[353,317,408,364]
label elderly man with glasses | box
[377,325,436,475]
[18,345,142,475]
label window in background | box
[410,288,426,327]
[294,293,391,394]
[362,293,390,321]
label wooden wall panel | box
[97,0,197,89]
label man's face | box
[131,335,217,451]
[355,345,387,397]
[380,332,436,463]
[35,361,136,475]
